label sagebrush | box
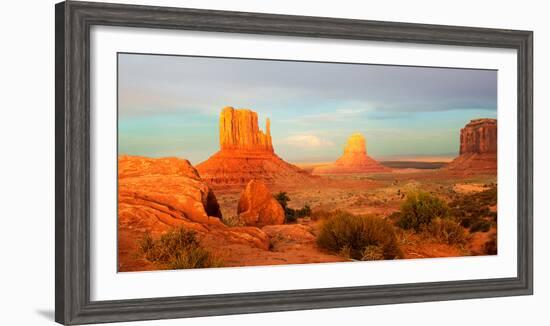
[316,211,402,260]
[397,191,449,230]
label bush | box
[397,191,449,230]
[139,228,222,269]
[316,211,402,260]
[274,192,312,223]
[274,192,290,210]
[449,186,497,229]
[469,220,492,233]
[427,218,468,245]
[284,208,298,223]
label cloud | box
[280,135,334,148]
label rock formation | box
[196,106,315,186]
[237,180,285,226]
[117,155,271,271]
[312,132,389,174]
[220,107,273,152]
[445,119,497,173]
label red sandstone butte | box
[445,118,497,173]
[312,132,389,175]
[237,180,285,227]
[196,106,314,186]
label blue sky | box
[118,53,497,164]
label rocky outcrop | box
[118,155,223,230]
[459,119,497,155]
[117,155,271,271]
[312,132,389,175]
[446,119,497,173]
[237,180,285,226]
[220,106,273,152]
[196,107,316,186]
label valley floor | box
[118,168,497,271]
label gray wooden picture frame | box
[55,1,533,324]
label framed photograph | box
[55,1,533,324]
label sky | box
[118,53,497,164]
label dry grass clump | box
[426,217,468,245]
[222,215,246,227]
[139,228,223,269]
[316,211,402,261]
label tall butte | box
[445,118,497,173]
[312,132,389,175]
[196,106,313,186]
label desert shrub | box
[284,208,298,223]
[139,228,222,269]
[361,245,385,261]
[274,192,290,209]
[483,233,498,255]
[274,192,312,223]
[449,186,497,229]
[316,211,402,260]
[296,205,312,218]
[427,218,468,245]
[397,191,449,230]
[386,211,402,224]
[469,219,492,233]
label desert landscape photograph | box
[117,53,498,272]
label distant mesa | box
[196,106,315,186]
[445,118,497,173]
[312,132,390,175]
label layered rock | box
[312,132,389,174]
[118,155,223,230]
[117,155,270,271]
[196,106,315,186]
[237,180,285,227]
[459,118,497,155]
[220,107,273,152]
[446,119,497,173]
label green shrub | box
[316,211,402,260]
[469,220,492,233]
[274,192,290,209]
[139,228,222,269]
[284,207,298,223]
[397,191,449,230]
[427,218,467,245]
[296,205,312,218]
[274,192,312,223]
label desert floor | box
[118,167,497,271]
[213,168,496,266]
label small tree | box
[274,192,312,223]
[274,192,290,210]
